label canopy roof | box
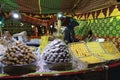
[0,0,118,14]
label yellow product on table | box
[70,42,91,57]
[97,53,120,61]
[40,36,49,53]
[86,42,120,61]
[86,42,105,55]
[113,53,120,58]
[79,55,104,64]
[100,41,119,54]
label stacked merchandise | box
[0,38,14,56]
[70,42,104,67]
[0,37,120,75]
[41,39,73,71]
[100,41,120,57]
[1,42,36,65]
[0,38,87,75]
[0,42,37,75]
[37,39,87,72]
[0,38,8,47]
[70,42,91,57]
[70,41,120,67]
[86,42,120,61]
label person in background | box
[40,26,47,34]
[84,30,95,42]
[62,27,70,43]
[61,17,79,43]
[37,25,42,36]
[50,24,57,35]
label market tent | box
[0,0,118,14]
[0,0,117,26]
[0,0,119,38]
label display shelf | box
[0,61,120,80]
[0,41,120,80]
[0,66,104,79]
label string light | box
[0,21,2,24]
[11,10,21,19]
[57,12,63,18]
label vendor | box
[61,17,79,43]
[84,30,95,42]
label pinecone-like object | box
[42,39,72,63]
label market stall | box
[0,56,120,80]
[0,38,120,80]
[0,0,120,80]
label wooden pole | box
[0,25,2,37]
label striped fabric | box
[16,0,40,14]
[7,0,62,14]
[0,0,117,14]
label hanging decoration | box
[110,5,120,17]
[75,4,120,20]
[102,8,108,17]
[91,11,96,19]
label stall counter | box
[0,61,120,80]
